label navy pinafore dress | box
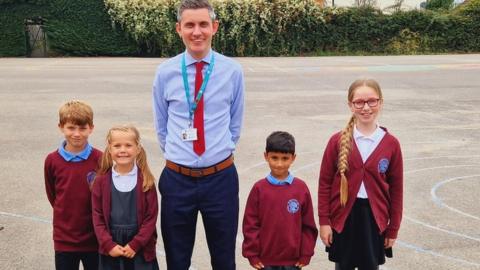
[99,180,159,270]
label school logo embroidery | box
[378,158,389,173]
[287,199,300,214]
[86,171,96,187]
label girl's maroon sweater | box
[318,128,403,239]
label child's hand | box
[384,237,396,248]
[295,261,306,268]
[252,262,265,269]
[108,245,125,257]
[123,244,136,258]
[320,225,333,247]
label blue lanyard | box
[181,53,215,123]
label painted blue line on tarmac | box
[431,174,480,221]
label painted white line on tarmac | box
[431,174,480,221]
[239,162,264,174]
[396,240,480,267]
[403,165,480,242]
[0,211,50,224]
[404,216,480,242]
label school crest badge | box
[86,171,96,188]
[287,199,300,214]
[378,158,389,173]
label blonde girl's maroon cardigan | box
[92,169,158,262]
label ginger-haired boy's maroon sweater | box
[318,128,403,239]
[242,178,318,266]
[44,149,102,252]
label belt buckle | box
[190,169,203,177]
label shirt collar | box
[353,125,384,141]
[184,49,213,66]
[266,172,294,186]
[57,141,92,162]
[112,164,138,177]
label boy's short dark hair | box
[266,131,295,154]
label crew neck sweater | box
[44,148,102,251]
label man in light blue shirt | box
[152,0,244,269]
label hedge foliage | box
[0,0,137,56]
[104,0,480,56]
[1,0,480,56]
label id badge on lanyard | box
[181,124,198,141]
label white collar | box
[353,125,385,141]
[112,164,138,177]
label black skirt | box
[263,267,300,270]
[326,198,392,269]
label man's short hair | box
[58,100,93,127]
[177,0,216,22]
[266,131,295,154]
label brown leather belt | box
[166,155,234,177]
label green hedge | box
[104,0,480,56]
[0,0,137,56]
[2,0,480,56]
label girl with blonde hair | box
[318,79,403,270]
[92,125,159,270]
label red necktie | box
[193,61,205,156]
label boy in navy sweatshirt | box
[242,131,318,270]
[44,100,102,270]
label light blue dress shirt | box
[266,172,294,186]
[152,50,245,167]
[57,141,92,162]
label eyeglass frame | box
[350,98,381,109]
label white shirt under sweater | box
[353,125,386,198]
[112,164,137,192]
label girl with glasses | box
[318,79,404,270]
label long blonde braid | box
[338,115,355,206]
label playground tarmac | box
[0,54,479,269]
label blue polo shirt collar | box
[58,141,92,162]
[266,172,294,186]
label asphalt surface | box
[1,55,479,270]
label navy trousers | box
[159,164,239,270]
